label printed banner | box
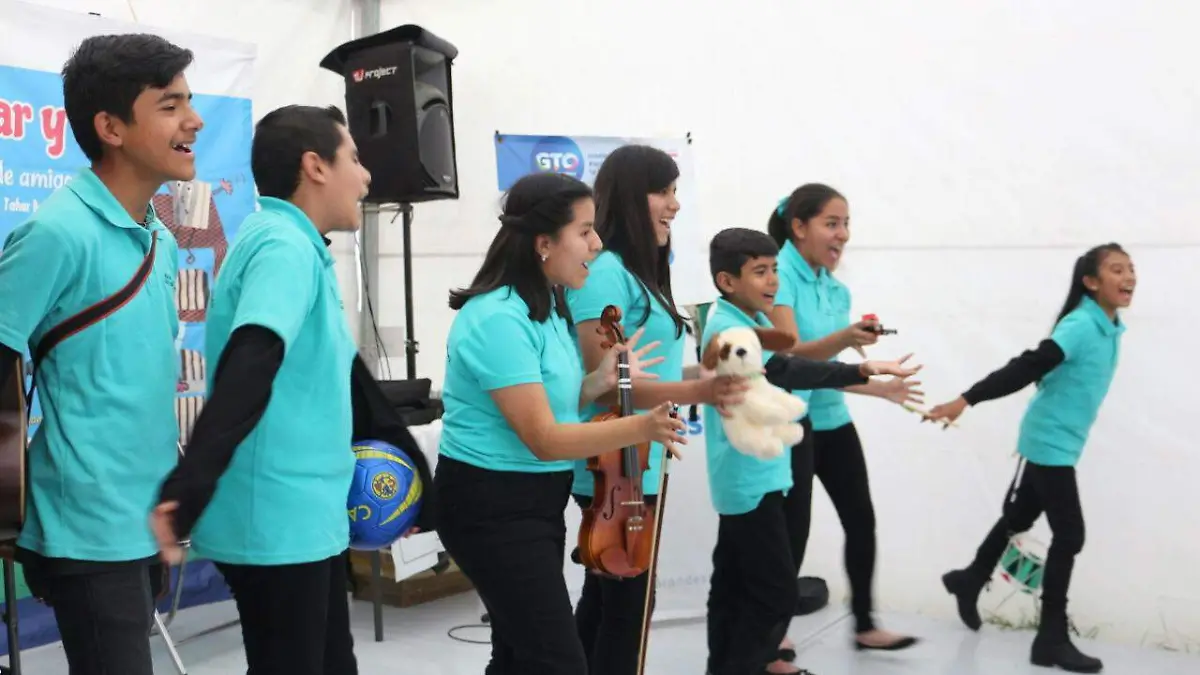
[493,133,715,306]
[0,0,255,652]
[0,0,255,447]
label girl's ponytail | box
[767,197,790,249]
[766,184,846,251]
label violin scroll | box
[597,305,625,350]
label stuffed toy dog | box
[702,326,808,459]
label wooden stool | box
[1,540,21,675]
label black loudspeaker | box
[320,25,459,205]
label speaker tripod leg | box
[371,551,384,642]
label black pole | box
[370,202,417,644]
[3,557,21,674]
[402,203,418,380]
[370,550,383,642]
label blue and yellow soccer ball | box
[347,439,424,551]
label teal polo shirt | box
[565,251,685,497]
[701,298,794,515]
[189,197,357,565]
[1016,296,1124,467]
[774,241,853,431]
[439,286,583,474]
[0,169,180,561]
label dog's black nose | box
[735,347,747,358]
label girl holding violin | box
[565,145,748,675]
[433,171,687,675]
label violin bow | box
[634,410,675,674]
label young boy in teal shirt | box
[700,228,918,675]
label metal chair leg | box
[162,544,191,627]
[153,610,187,675]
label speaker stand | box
[365,202,418,643]
[400,203,418,380]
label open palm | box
[864,353,922,379]
[598,326,663,389]
[880,376,924,405]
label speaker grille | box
[418,104,455,190]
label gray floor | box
[9,591,1197,674]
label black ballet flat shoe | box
[854,635,919,651]
[778,646,797,662]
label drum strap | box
[1007,457,1028,505]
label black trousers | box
[707,491,799,675]
[215,551,357,675]
[966,459,1086,614]
[785,421,879,633]
[433,456,585,675]
[783,418,816,573]
[20,553,156,675]
[571,494,657,675]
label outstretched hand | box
[878,376,924,406]
[598,326,663,390]
[923,396,968,429]
[862,353,922,379]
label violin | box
[577,305,675,673]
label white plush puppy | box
[701,326,808,459]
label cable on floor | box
[447,612,491,644]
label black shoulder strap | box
[33,232,159,371]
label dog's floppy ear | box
[701,337,731,371]
[755,328,797,352]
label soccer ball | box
[347,439,424,551]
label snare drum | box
[998,534,1047,594]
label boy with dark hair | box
[0,33,200,675]
[150,104,429,675]
[700,228,919,675]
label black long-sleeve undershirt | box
[157,324,284,538]
[763,353,870,391]
[961,338,1065,406]
[158,327,439,540]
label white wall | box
[29,0,362,338]
[379,0,1200,649]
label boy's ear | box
[714,271,735,295]
[701,337,731,370]
[754,328,796,352]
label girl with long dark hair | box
[565,145,747,675]
[433,171,688,675]
[927,243,1134,674]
